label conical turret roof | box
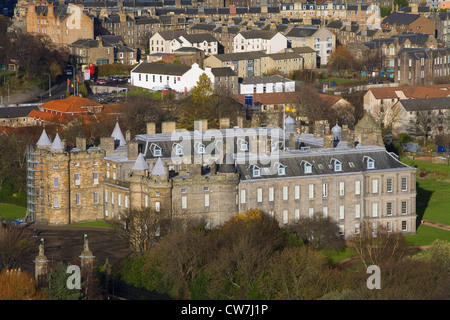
[111,122,127,147]
[50,133,64,150]
[132,153,149,171]
[36,129,52,146]
[151,157,166,176]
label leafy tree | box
[328,45,359,77]
[177,73,218,131]
[0,268,47,300]
[289,214,345,251]
[45,262,83,300]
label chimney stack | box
[323,134,334,149]
[146,122,156,134]
[100,137,115,154]
[76,137,86,152]
[162,121,176,133]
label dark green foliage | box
[45,262,83,300]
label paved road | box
[23,223,134,274]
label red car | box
[97,79,106,84]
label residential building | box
[232,30,288,54]
[130,62,214,93]
[25,1,94,47]
[204,51,270,78]
[391,96,450,137]
[239,75,295,95]
[69,36,136,66]
[285,26,335,66]
[381,12,435,35]
[210,67,239,95]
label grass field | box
[72,220,118,228]
[399,156,450,225]
[405,224,450,246]
[0,203,27,220]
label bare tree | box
[407,110,437,147]
[0,225,34,270]
[108,207,170,253]
[350,221,407,269]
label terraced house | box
[27,114,417,238]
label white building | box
[239,75,296,94]
[130,62,214,93]
[233,30,288,54]
[285,26,335,65]
[149,31,218,55]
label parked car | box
[97,79,106,85]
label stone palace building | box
[27,115,417,238]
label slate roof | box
[210,67,237,77]
[132,153,149,171]
[241,75,293,85]
[111,122,127,147]
[50,133,64,151]
[0,106,39,118]
[238,30,278,40]
[399,97,450,112]
[285,27,318,38]
[131,62,191,76]
[213,51,268,62]
[236,147,411,181]
[382,12,421,26]
[180,33,218,44]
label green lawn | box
[72,220,118,228]
[400,157,450,225]
[0,203,27,220]
[405,224,450,246]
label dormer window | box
[195,141,206,154]
[331,158,342,172]
[238,138,248,151]
[150,143,162,157]
[301,160,312,174]
[276,162,286,176]
[173,143,184,156]
[252,165,261,177]
[363,156,375,169]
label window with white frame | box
[294,209,300,222]
[269,187,274,202]
[257,188,263,203]
[93,172,99,185]
[387,178,393,192]
[145,195,148,208]
[355,180,361,195]
[118,194,122,207]
[304,163,312,174]
[372,179,378,194]
[323,206,328,218]
[112,192,115,205]
[339,182,345,196]
[294,185,300,200]
[278,164,286,176]
[372,202,378,217]
[204,194,210,207]
[387,202,392,216]
[283,210,288,224]
[240,189,246,204]
[387,221,392,232]
[156,201,161,212]
[54,197,59,208]
[308,207,314,219]
[53,178,59,188]
[355,223,360,235]
[76,193,81,206]
[339,206,345,220]
[401,201,407,215]
[105,190,108,203]
[322,183,328,197]
[181,196,187,209]
[401,177,407,191]
[355,204,360,219]
[125,196,128,208]
[283,186,288,201]
[94,192,99,204]
[402,220,407,231]
[308,184,314,198]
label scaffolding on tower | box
[26,145,44,222]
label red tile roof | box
[42,96,103,114]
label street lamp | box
[67,64,75,96]
[44,73,51,97]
